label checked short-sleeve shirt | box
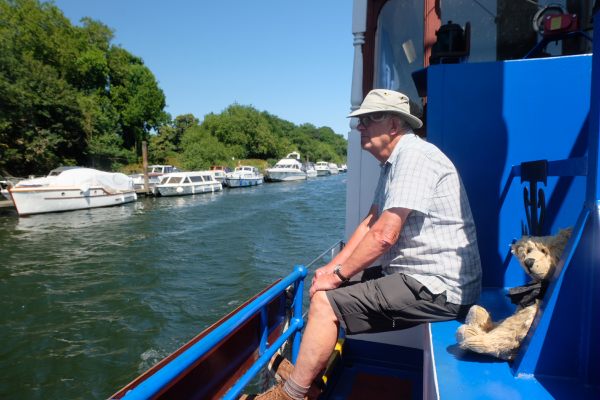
[373,133,481,305]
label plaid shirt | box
[374,133,481,304]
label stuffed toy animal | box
[455,228,572,360]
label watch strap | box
[333,264,350,282]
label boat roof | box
[162,171,214,177]
[47,166,82,176]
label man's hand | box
[310,268,342,297]
[314,264,335,278]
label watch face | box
[334,265,348,282]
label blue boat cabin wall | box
[426,55,592,289]
[424,54,599,396]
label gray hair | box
[389,114,412,133]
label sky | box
[50,0,354,137]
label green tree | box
[179,126,231,170]
[173,114,199,147]
[0,0,169,175]
[107,47,168,153]
[149,125,177,163]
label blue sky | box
[51,0,354,137]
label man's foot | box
[266,354,323,400]
[239,383,293,400]
[268,353,294,382]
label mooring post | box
[142,141,150,194]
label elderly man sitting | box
[251,89,482,400]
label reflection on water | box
[15,202,137,233]
[0,175,346,399]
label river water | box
[0,174,346,399]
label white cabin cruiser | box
[148,165,180,177]
[156,171,222,197]
[225,166,264,188]
[328,163,339,175]
[315,161,331,176]
[265,152,307,182]
[304,162,318,178]
[130,165,181,194]
[9,168,137,216]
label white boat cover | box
[51,168,134,192]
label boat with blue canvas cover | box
[111,1,600,399]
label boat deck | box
[324,337,421,400]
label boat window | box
[168,177,182,184]
[374,0,424,119]
[203,175,212,182]
[435,0,498,61]
[189,176,203,183]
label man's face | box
[357,113,394,157]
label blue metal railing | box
[121,264,308,400]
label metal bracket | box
[521,160,548,236]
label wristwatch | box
[333,264,350,283]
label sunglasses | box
[358,113,388,127]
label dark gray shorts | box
[326,267,471,334]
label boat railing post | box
[291,264,307,363]
[259,307,268,356]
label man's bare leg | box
[288,291,340,387]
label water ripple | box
[0,174,346,399]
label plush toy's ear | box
[557,227,573,240]
[551,227,573,248]
[511,240,523,255]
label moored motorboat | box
[225,166,264,188]
[156,171,222,197]
[130,165,181,194]
[315,161,331,176]
[129,174,161,194]
[328,163,339,175]
[9,168,137,216]
[148,165,180,177]
[265,152,307,182]
[210,166,230,186]
[1,176,23,201]
[304,162,318,178]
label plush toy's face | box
[511,228,572,282]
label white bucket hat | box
[348,89,423,129]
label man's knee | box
[309,291,337,321]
